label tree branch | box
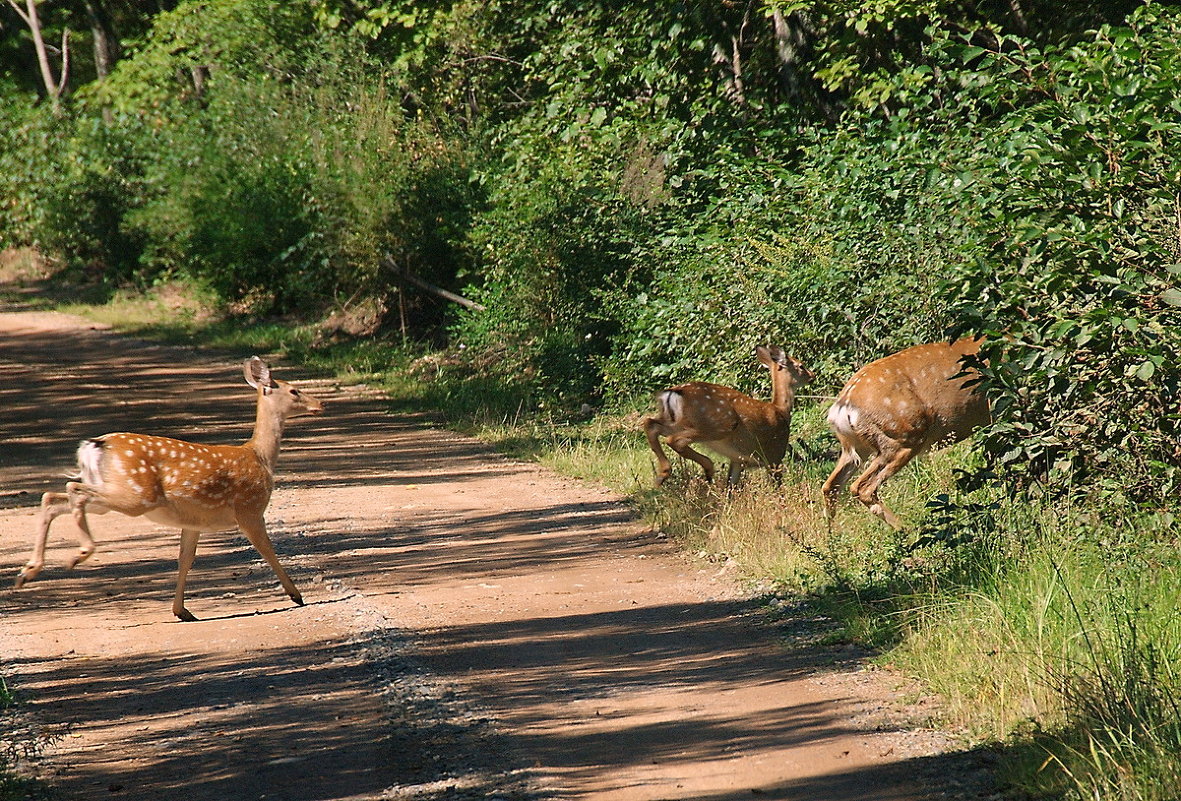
[5,0,32,27]
[381,257,486,311]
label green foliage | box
[935,8,1181,502]
[87,0,321,113]
[0,0,478,321]
[891,509,1181,800]
[0,99,146,278]
[452,143,642,405]
[0,95,57,247]
[41,116,146,275]
[7,0,1176,501]
[1050,599,1181,801]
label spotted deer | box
[821,337,989,529]
[645,346,814,487]
[15,357,324,621]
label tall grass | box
[888,508,1181,799]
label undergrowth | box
[0,676,53,800]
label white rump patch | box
[827,401,861,438]
[76,440,106,487]
[659,390,685,423]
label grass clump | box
[0,676,53,800]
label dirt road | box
[0,306,991,800]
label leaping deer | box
[15,357,324,621]
[821,337,989,529]
[645,346,814,487]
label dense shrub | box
[944,9,1181,502]
[0,101,144,276]
[0,96,54,249]
[603,6,1181,502]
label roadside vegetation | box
[3,1,1180,798]
[0,674,51,800]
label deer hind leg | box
[237,515,303,609]
[15,491,72,588]
[665,433,716,484]
[64,482,106,569]
[173,528,201,622]
[821,448,862,523]
[849,446,918,530]
[15,482,108,588]
[644,418,675,486]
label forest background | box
[2,1,1180,799]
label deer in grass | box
[645,346,814,487]
[15,357,324,621]
[821,337,990,530]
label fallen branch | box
[382,257,486,311]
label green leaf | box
[961,45,987,64]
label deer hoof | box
[290,592,305,607]
[14,565,38,589]
[67,549,94,569]
[174,607,198,622]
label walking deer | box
[645,346,814,487]
[15,357,324,621]
[821,337,989,529]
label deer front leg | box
[237,515,303,608]
[173,528,200,622]
[763,438,789,487]
[725,462,746,487]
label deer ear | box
[754,345,775,367]
[243,357,273,390]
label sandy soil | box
[0,304,999,800]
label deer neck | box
[770,370,796,416]
[246,391,286,473]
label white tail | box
[645,346,814,486]
[15,357,324,621]
[821,337,989,529]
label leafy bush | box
[936,8,1181,502]
[0,95,54,248]
[61,1,478,318]
[0,101,144,277]
[453,154,639,406]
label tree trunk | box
[714,3,752,108]
[1007,0,1030,35]
[770,8,837,120]
[83,0,121,80]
